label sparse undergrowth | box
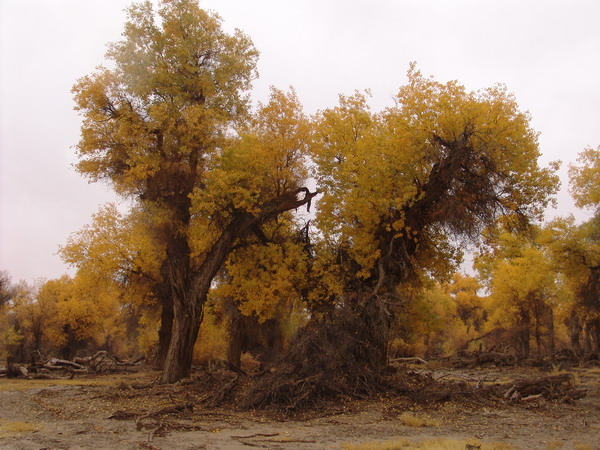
[1,364,599,449]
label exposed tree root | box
[241,298,396,411]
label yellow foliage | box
[313,64,558,284]
[0,325,22,360]
[218,239,307,322]
[72,0,258,197]
[192,303,227,363]
[137,309,160,357]
[569,146,600,210]
[190,87,311,259]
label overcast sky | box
[1,0,599,283]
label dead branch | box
[230,433,280,439]
[222,359,247,376]
[45,358,86,370]
[391,357,428,365]
[502,373,588,402]
[460,328,501,350]
[135,403,195,430]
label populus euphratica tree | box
[243,67,559,408]
[310,67,559,364]
[72,0,316,383]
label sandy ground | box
[1,366,599,449]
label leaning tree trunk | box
[158,214,258,384]
[159,188,319,384]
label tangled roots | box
[242,296,393,411]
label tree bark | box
[159,188,319,384]
[154,297,173,370]
[547,306,555,357]
[227,305,244,368]
[518,310,531,358]
[533,300,542,358]
[159,294,203,383]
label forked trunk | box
[158,216,251,383]
[158,189,318,384]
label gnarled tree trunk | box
[154,293,173,370]
[159,189,319,384]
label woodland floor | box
[0,364,599,450]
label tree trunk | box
[569,310,582,354]
[158,215,249,384]
[590,319,600,353]
[547,306,555,357]
[518,310,531,358]
[259,319,284,363]
[227,306,244,368]
[159,293,203,383]
[158,189,319,384]
[154,298,173,370]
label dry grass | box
[573,444,594,450]
[398,412,441,427]
[0,377,125,392]
[342,438,514,449]
[0,420,42,437]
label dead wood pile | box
[437,347,600,369]
[240,298,392,411]
[1,351,145,379]
[501,373,588,403]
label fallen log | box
[503,373,587,402]
[114,355,145,366]
[45,358,86,370]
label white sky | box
[1,0,599,283]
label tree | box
[212,216,310,366]
[0,271,15,309]
[487,237,559,358]
[60,204,164,362]
[447,273,486,339]
[569,146,600,211]
[311,66,559,365]
[543,145,600,354]
[243,67,559,408]
[72,0,316,383]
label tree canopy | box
[59,1,565,386]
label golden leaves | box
[569,146,600,210]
